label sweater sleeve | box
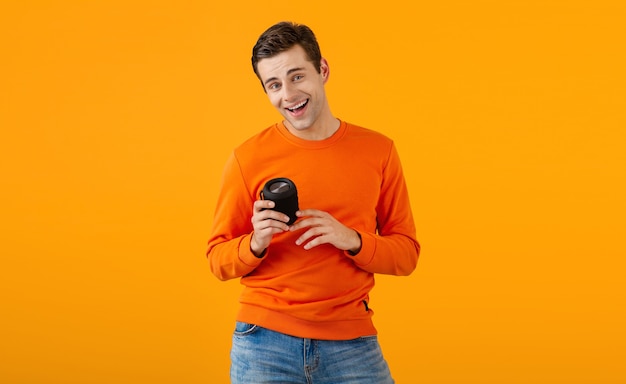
[348,143,420,276]
[206,152,264,281]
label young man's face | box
[256,44,330,135]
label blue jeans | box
[230,322,395,384]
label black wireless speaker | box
[260,177,299,225]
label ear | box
[320,58,330,83]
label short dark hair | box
[251,22,322,86]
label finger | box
[254,199,275,212]
[253,205,290,226]
[260,226,288,236]
[254,210,290,224]
[302,234,328,250]
[263,211,292,228]
[295,208,325,218]
[289,219,306,231]
[254,217,290,232]
[295,227,324,246]
[290,216,325,232]
[268,211,291,227]
[289,219,309,232]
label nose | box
[281,81,297,102]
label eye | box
[267,82,281,91]
[293,75,304,81]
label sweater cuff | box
[239,234,266,267]
[346,231,376,267]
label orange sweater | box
[207,120,420,340]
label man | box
[207,21,420,384]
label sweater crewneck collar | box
[275,120,347,149]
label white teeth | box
[287,100,307,111]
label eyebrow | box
[263,67,305,87]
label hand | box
[289,209,362,253]
[250,200,290,256]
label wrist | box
[250,233,267,258]
[347,230,362,256]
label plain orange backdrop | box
[1,1,625,383]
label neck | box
[284,109,340,141]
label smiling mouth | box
[286,99,309,112]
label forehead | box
[256,45,315,81]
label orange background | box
[1,1,625,383]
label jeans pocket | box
[357,334,379,345]
[233,321,258,336]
